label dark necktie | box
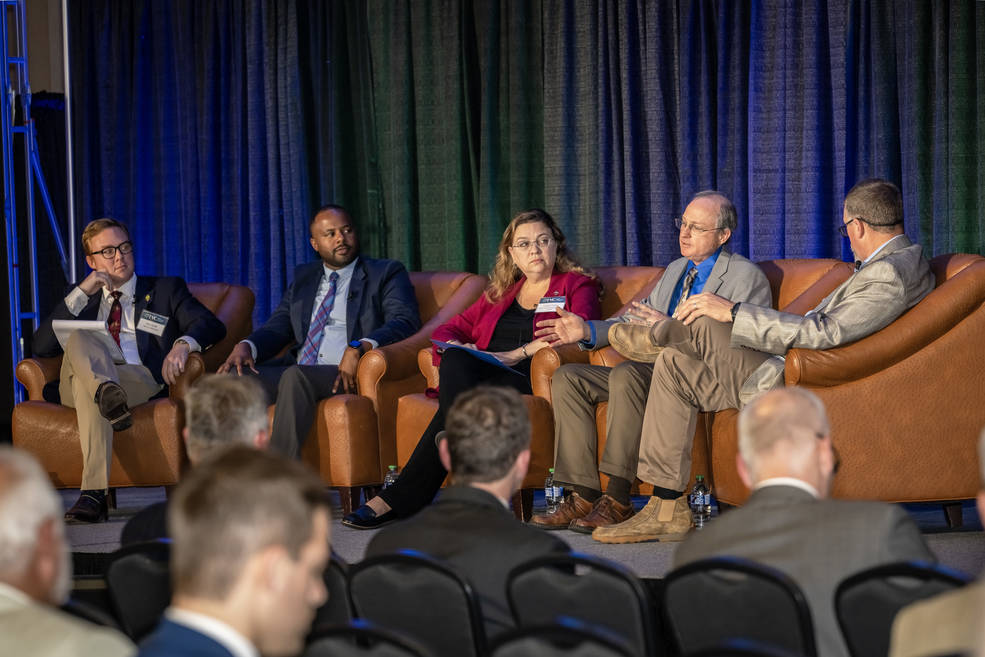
[107,291,123,347]
[298,272,340,365]
[672,268,699,316]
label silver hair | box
[737,387,830,480]
[184,374,269,463]
[692,190,738,232]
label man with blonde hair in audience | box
[138,446,330,657]
[121,374,271,545]
[673,387,934,657]
[889,426,985,657]
[0,446,135,656]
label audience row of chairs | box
[86,540,971,657]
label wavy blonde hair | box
[486,209,595,303]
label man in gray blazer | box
[595,178,936,544]
[531,191,771,532]
[672,387,934,657]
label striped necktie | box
[671,268,699,317]
[298,272,340,365]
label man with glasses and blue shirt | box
[530,191,771,532]
[593,178,936,544]
[34,218,226,523]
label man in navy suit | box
[33,218,226,523]
[219,204,421,457]
[137,447,331,657]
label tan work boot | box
[529,491,594,529]
[591,495,692,544]
[569,494,635,534]
[608,323,664,362]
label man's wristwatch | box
[175,338,190,349]
[730,302,741,323]
[348,340,369,355]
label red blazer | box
[431,270,601,364]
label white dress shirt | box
[165,607,258,657]
[753,476,820,499]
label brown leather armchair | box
[710,253,985,517]
[12,282,255,488]
[393,266,665,519]
[299,271,487,513]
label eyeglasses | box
[674,217,721,234]
[89,241,134,260]
[510,236,555,252]
[837,218,860,238]
[816,431,841,474]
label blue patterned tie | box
[298,272,339,365]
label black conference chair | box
[686,638,807,657]
[662,557,816,657]
[60,598,121,629]
[489,617,635,657]
[304,619,431,657]
[506,552,660,656]
[105,539,172,641]
[308,552,353,637]
[347,550,486,657]
[835,561,971,657]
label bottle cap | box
[696,474,704,481]
[388,465,396,471]
[549,467,555,473]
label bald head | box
[737,387,835,496]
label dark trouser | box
[252,364,340,458]
[379,348,532,517]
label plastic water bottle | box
[689,474,712,528]
[544,468,563,513]
[382,465,399,489]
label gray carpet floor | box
[64,487,985,579]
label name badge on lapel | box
[535,296,566,314]
[136,310,169,336]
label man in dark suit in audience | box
[138,447,330,657]
[672,387,934,657]
[219,204,420,457]
[34,217,226,523]
[120,374,270,545]
[365,386,570,638]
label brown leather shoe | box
[609,323,664,362]
[529,491,594,530]
[569,494,635,534]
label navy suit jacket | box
[247,257,421,364]
[33,276,226,386]
[138,618,236,657]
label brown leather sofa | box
[298,271,488,514]
[12,282,255,488]
[709,253,985,515]
[393,266,665,518]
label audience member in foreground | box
[0,446,135,656]
[889,426,985,657]
[121,374,270,545]
[596,178,936,544]
[138,447,330,657]
[672,387,934,657]
[530,190,771,532]
[33,217,226,523]
[365,386,570,638]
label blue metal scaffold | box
[1,0,72,403]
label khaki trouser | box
[551,360,654,490]
[58,331,161,490]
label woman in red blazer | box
[343,208,602,528]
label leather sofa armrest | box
[530,344,589,401]
[16,356,62,400]
[588,346,626,368]
[169,352,206,401]
[356,336,432,397]
[418,347,439,389]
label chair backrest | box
[488,618,635,657]
[592,266,666,318]
[506,552,658,656]
[755,259,853,314]
[187,282,255,371]
[686,638,807,657]
[834,561,971,657]
[309,552,353,636]
[408,271,488,327]
[105,539,172,641]
[663,556,816,657]
[60,598,122,630]
[348,550,486,657]
[305,619,431,657]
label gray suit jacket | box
[672,485,935,657]
[0,584,135,657]
[590,249,772,349]
[731,235,934,403]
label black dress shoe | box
[95,381,132,431]
[341,504,397,530]
[65,490,109,524]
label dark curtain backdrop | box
[66,0,985,323]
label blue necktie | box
[298,272,339,365]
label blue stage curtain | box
[66,0,985,322]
